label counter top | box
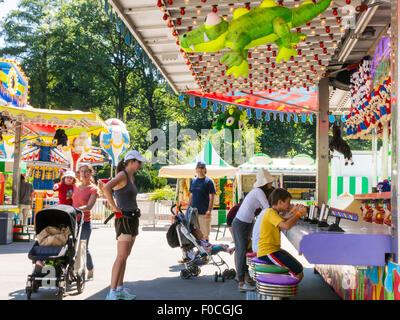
[353,192,391,200]
[283,217,392,266]
[0,205,18,210]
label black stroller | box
[168,205,236,282]
[25,205,86,300]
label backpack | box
[166,220,180,248]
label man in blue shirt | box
[189,161,216,240]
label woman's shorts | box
[115,217,139,240]
[258,249,303,277]
[226,216,234,227]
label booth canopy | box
[238,153,316,175]
[1,104,108,139]
[158,139,237,178]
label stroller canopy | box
[35,205,79,238]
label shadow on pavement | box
[0,241,33,255]
[142,226,170,232]
[85,275,244,300]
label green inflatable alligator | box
[179,0,332,78]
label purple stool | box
[255,274,300,300]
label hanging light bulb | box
[192,17,197,25]
[229,4,234,12]
[196,6,201,15]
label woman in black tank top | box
[103,150,147,300]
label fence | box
[39,197,173,228]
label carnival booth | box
[238,153,316,202]
[107,0,399,300]
[0,59,109,238]
[159,139,238,226]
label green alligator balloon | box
[179,0,332,78]
[213,105,248,134]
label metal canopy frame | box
[108,0,390,115]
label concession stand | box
[107,0,399,299]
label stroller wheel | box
[221,273,226,282]
[26,287,32,300]
[180,269,191,280]
[222,269,231,280]
[77,272,86,294]
[32,281,39,293]
[229,269,236,280]
[56,287,65,300]
[189,265,201,277]
[214,271,219,282]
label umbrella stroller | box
[168,205,236,282]
[25,205,86,300]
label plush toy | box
[360,200,373,223]
[53,129,69,147]
[377,179,391,192]
[372,200,385,225]
[0,112,11,143]
[383,200,391,227]
[212,105,248,134]
[179,0,332,78]
[329,124,354,165]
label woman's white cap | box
[64,170,76,178]
[253,169,274,188]
[124,150,148,163]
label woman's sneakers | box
[105,287,136,300]
[87,270,94,281]
[118,287,136,300]
[106,290,120,300]
[238,281,256,292]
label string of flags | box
[179,93,316,124]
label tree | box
[0,0,63,108]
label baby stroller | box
[168,205,236,282]
[25,205,86,300]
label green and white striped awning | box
[328,176,370,199]
[158,139,237,178]
[0,159,26,174]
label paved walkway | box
[0,223,340,300]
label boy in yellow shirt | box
[257,188,307,281]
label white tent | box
[158,139,237,178]
[238,153,316,175]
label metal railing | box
[39,197,173,228]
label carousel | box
[0,58,109,240]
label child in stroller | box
[188,228,234,262]
[170,205,236,281]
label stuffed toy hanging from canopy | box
[179,0,332,78]
[212,105,248,134]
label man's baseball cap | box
[196,161,206,167]
[124,150,148,163]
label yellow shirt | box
[257,208,285,257]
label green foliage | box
[149,186,175,201]
[248,116,316,159]
[134,164,167,193]
[0,0,330,191]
